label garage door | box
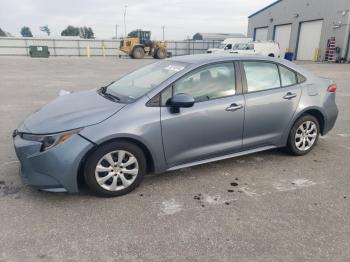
[274,24,292,58]
[297,20,323,60]
[255,27,268,41]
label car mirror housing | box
[169,93,194,113]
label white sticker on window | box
[165,65,184,72]
[37,46,43,51]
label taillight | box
[327,84,337,93]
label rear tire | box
[84,141,146,197]
[287,115,320,156]
[132,46,145,59]
[153,48,159,59]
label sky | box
[0,0,275,40]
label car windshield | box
[233,43,254,50]
[105,61,187,103]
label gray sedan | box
[13,54,338,197]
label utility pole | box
[162,25,165,41]
[124,5,128,37]
[115,24,118,39]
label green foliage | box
[40,25,50,36]
[79,27,95,39]
[61,26,80,36]
[20,26,33,37]
[0,28,6,36]
[61,26,95,39]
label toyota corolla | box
[13,54,338,197]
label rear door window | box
[242,61,281,92]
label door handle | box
[283,92,297,100]
[226,103,243,112]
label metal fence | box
[0,37,221,57]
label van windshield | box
[233,43,254,50]
[103,61,187,103]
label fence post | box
[52,39,57,56]
[24,39,28,56]
[77,40,81,56]
[102,40,106,57]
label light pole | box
[124,5,128,37]
[162,25,165,41]
[115,24,118,39]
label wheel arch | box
[280,107,326,147]
[77,136,155,191]
[298,108,325,135]
[290,107,326,135]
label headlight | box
[21,128,82,151]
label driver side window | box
[161,62,236,106]
[225,44,232,50]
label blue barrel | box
[284,52,294,61]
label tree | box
[0,28,6,36]
[79,26,94,39]
[61,25,80,36]
[40,25,50,36]
[60,25,95,39]
[20,26,33,37]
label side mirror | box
[169,93,194,113]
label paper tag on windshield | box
[165,65,184,72]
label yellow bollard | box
[86,45,91,58]
[313,48,319,62]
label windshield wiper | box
[98,86,120,102]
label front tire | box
[287,115,320,156]
[84,141,146,197]
[132,46,145,59]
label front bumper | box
[13,133,94,193]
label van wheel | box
[287,115,320,156]
[268,53,275,57]
[84,141,146,197]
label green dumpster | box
[29,45,50,58]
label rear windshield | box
[106,61,187,103]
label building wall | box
[248,0,350,61]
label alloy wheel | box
[95,150,139,191]
[295,121,318,151]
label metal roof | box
[193,33,246,41]
[248,0,283,18]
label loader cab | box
[128,30,152,46]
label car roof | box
[168,53,280,64]
[167,53,309,76]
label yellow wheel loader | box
[119,30,167,59]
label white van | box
[207,38,252,53]
[229,41,280,57]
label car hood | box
[20,89,126,134]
